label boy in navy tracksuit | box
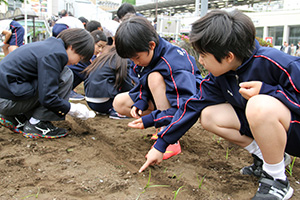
[0,19,25,56]
[113,16,201,159]
[139,10,299,199]
[0,28,95,139]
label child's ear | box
[149,41,156,50]
[226,52,235,63]
[67,45,73,50]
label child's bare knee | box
[246,95,274,122]
[148,72,164,89]
[112,94,122,110]
[200,107,214,129]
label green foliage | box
[197,174,206,189]
[121,0,135,5]
[136,169,170,200]
[21,187,40,199]
[286,157,296,176]
[256,37,273,47]
[176,34,209,77]
[0,0,24,5]
[173,186,184,200]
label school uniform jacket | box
[84,59,134,98]
[0,37,70,117]
[154,40,300,154]
[130,36,201,128]
[68,55,96,81]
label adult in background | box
[52,10,84,37]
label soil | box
[1,86,300,200]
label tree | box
[0,0,24,5]
[121,0,136,5]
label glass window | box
[256,27,263,39]
[268,26,284,46]
[289,26,300,46]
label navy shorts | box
[52,24,69,37]
[234,106,300,157]
[8,21,24,47]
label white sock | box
[263,158,286,181]
[29,117,40,125]
[244,140,263,161]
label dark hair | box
[115,16,159,58]
[59,9,68,17]
[189,9,256,63]
[117,3,136,20]
[91,30,107,43]
[83,45,129,88]
[78,16,89,28]
[57,28,95,62]
[86,20,101,33]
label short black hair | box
[189,9,256,63]
[78,17,89,28]
[59,9,68,17]
[57,28,95,62]
[117,3,136,20]
[86,20,101,33]
[115,16,159,58]
[90,30,107,43]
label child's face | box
[130,41,156,67]
[198,53,233,77]
[66,46,83,65]
[94,41,107,56]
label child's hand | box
[139,148,164,173]
[130,106,142,119]
[239,81,262,100]
[128,118,144,129]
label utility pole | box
[200,0,208,17]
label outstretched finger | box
[139,159,153,173]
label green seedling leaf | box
[173,185,184,200]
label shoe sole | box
[0,117,23,134]
[69,98,85,101]
[109,116,129,120]
[23,132,68,139]
[284,186,294,200]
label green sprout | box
[225,147,234,160]
[197,174,206,189]
[286,157,297,176]
[136,169,170,200]
[173,186,184,200]
[22,187,40,199]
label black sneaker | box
[23,121,68,139]
[0,114,27,134]
[109,109,129,119]
[240,154,263,177]
[241,153,291,177]
[252,171,293,200]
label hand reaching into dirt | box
[139,147,164,173]
[239,81,262,100]
[130,106,142,119]
[128,118,144,129]
[68,103,96,120]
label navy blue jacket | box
[0,37,70,117]
[84,59,134,98]
[154,40,300,153]
[130,36,201,128]
[67,55,96,82]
